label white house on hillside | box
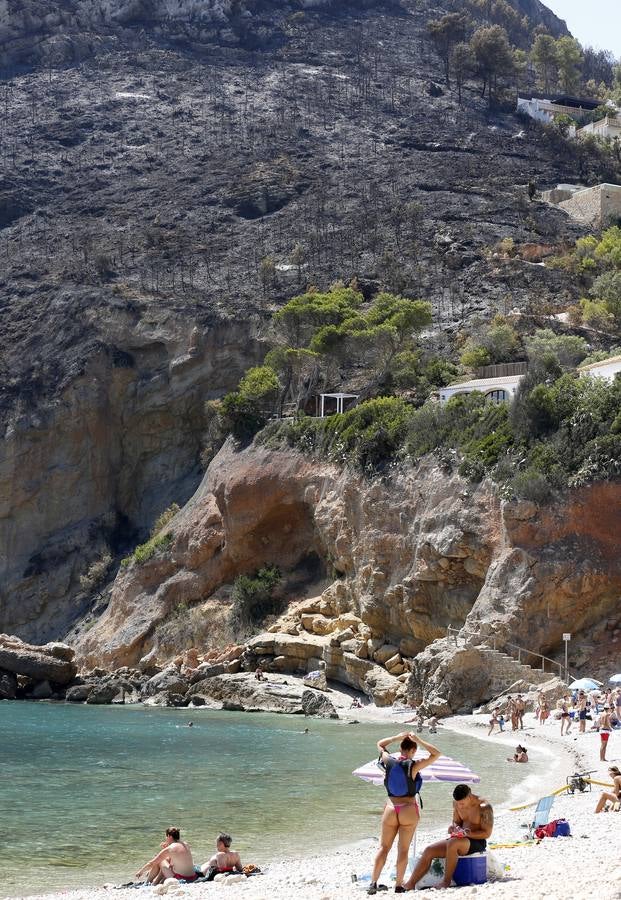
[517,94,600,127]
[439,374,524,404]
[577,354,621,383]
[578,115,621,141]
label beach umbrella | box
[609,673,621,684]
[353,750,480,785]
[568,677,602,690]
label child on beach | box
[487,709,499,736]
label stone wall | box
[557,184,621,228]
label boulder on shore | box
[301,689,338,719]
[0,634,77,686]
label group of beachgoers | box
[368,731,494,894]
[135,830,244,886]
[555,688,621,759]
[487,694,526,735]
[486,688,621,761]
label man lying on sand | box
[135,826,198,884]
[404,784,493,890]
[201,832,243,879]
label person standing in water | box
[367,730,441,895]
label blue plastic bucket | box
[453,853,487,886]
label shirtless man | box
[136,827,198,884]
[201,833,242,879]
[578,691,587,733]
[515,695,525,730]
[404,784,493,890]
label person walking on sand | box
[404,784,493,890]
[487,709,499,737]
[599,707,613,761]
[136,827,198,884]
[559,695,572,736]
[594,766,621,812]
[367,730,441,895]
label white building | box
[517,94,600,128]
[439,374,524,404]
[577,354,621,383]
[578,115,621,141]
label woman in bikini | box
[368,730,441,895]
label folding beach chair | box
[527,795,555,839]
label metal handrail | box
[446,625,575,684]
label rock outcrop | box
[409,639,554,716]
[76,442,498,683]
[0,634,77,686]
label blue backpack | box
[382,756,423,802]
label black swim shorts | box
[466,838,487,855]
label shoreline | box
[19,705,621,900]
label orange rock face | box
[75,441,621,681]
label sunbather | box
[201,833,243,879]
[594,767,621,812]
[135,827,198,884]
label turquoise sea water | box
[1,702,544,897]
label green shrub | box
[121,531,173,569]
[510,470,553,503]
[524,329,589,368]
[221,365,280,442]
[231,565,282,636]
[320,397,413,471]
[151,503,180,537]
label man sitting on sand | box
[201,832,243,880]
[404,784,493,890]
[136,826,198,884]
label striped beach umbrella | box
[353,751,480,785]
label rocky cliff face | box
[0,0,583,644]
[75,442,621,701]
[0,318,264,642]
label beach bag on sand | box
[535,818,570,839]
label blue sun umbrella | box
[609,674,621,684]
[568,677,602,691]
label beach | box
[21,701,621,900]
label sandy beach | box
[21,699,621,900]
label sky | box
[542,1,621,58]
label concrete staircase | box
[475,646,555,696]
